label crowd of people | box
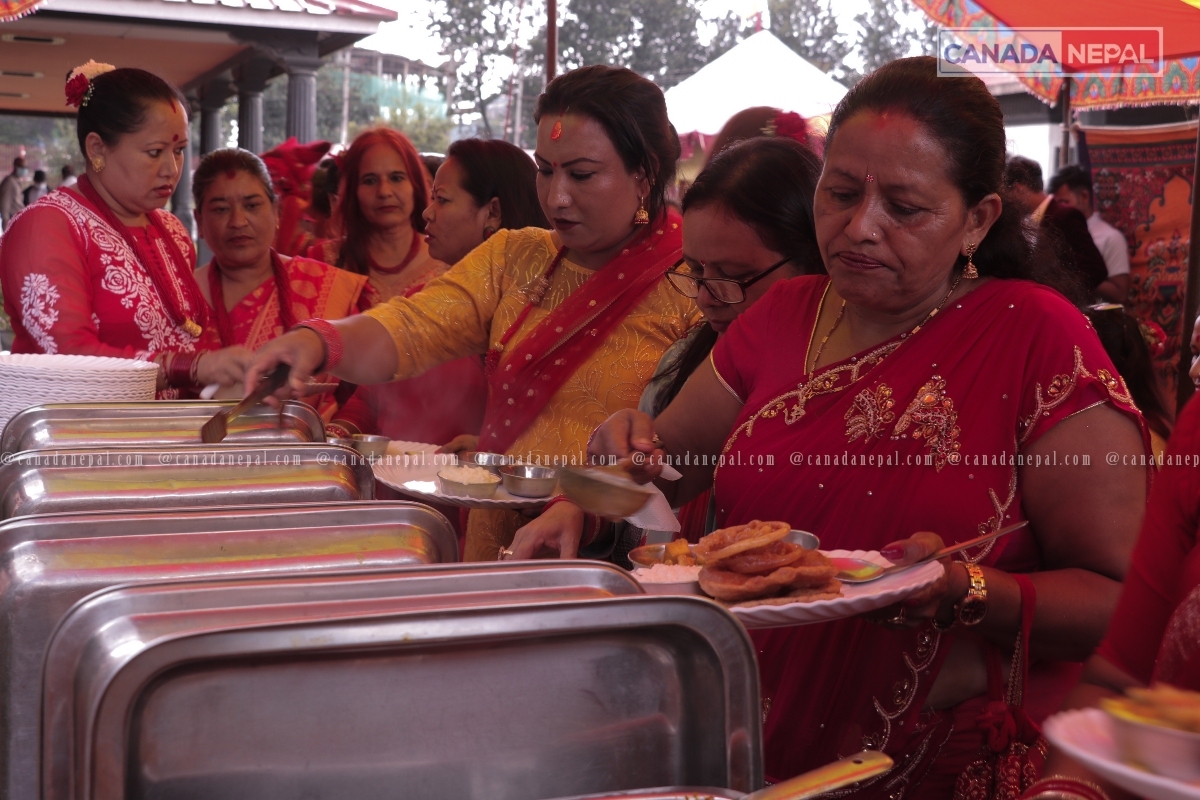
[0,55,1194,800]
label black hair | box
[1048,164,1093,198]
[649,137,824,417]
[61,164,74,178]
[825,57,1081,300]
[1004,155,1044,193]
[535,64,679,224]
[311,157,341,219]
[445,138,549,230]
[76,68,187,155]
[421,153,444,180]
[32,170,46,183]
[192,148,277,212]
[1086,306,1173,440]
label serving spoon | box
[832,520,1029,584]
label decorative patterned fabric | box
[1098,392,1200,691]
[261,138,331,257]
[911,0,1200,109]
[1080,121,1196,398]
[709,275,1146,792]
[0,188,219,397]
[0,0,46,22]
[304,236,447,304]
[364,227,699,561]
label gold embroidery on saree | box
[894,376,961,471]
[1019,346,1136,447]
[722,340,901,455]
[845,383,897,442]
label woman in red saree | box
[589,58,1149,797]
[0,64,246,397]
[247,65,700,561]
[191,148,367,414]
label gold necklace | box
[809,273,963,374]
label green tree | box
[430,0,528,139]
[852,0,936,78]
[768,0,851,79]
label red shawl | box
[480,214,683,453]
[710,275,1148,793]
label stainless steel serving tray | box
[45,595,759,800]
[0,443,373,519]
[548,790,745,800]
[1,401,325,454]
[0,501,460,800]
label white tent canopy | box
[665,30,848,136]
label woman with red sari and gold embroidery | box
[305,128,444,304]
[0,64,247,397]
[589,57,1149,798]
[247,65,699,562]
[192,149,367,413]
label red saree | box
[0,187,218,398]
[709,276,1147,796]
[480,214,683,453]
[1098,393,1200,691]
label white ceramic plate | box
[372,440,553,510]
[1044,709,1200,800]
[728,550,944,629]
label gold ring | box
[888,608,906,626]
[498,548,514,561]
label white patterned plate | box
[372,440,553,510]
[1044,709,1200,800]
[728,550,944,629]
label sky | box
[357,0,876,68]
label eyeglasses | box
[665,256,792,305]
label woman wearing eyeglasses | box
[505,135,825,561]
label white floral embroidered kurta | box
[0,188,217,396]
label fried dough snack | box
[693,520,791,563]
[720,578,844,608]
[721,539,807,574]
[699,553,838,602]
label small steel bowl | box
[460,451,513,475]
[328,437,357,449]
[351,434,390,458]
[499,464,559,498]
[559,466,654,517]
[438,469,501,499]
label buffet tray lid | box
[45,595,760,800]
[0,502,455,800]
[1,401,325,455]
[0,443,375,519]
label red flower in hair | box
[65,73,89,108]
[771,112,810,146]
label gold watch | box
[955,563,988,626]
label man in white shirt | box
[1050,165,1131,304]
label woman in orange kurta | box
[246,65,701,560]
[192,148,366,414]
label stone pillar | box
[235,57,273,154]
[285,55,322,143]
[198,79,232,155]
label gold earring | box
[963,243,979,279]
[91,157,104,173]
[633,195,649,226]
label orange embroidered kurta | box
[197,254,368,415]
[364,226,700,560]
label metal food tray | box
[45,595,760,800]
[1,401,325,455]
[548,790,745,800]
[0,443,373,519]
[0,501,458,800]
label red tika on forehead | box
[225,170,237,179]
[551,120,563,140]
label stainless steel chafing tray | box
[1,401,325,454]
[548,790,746,800]
[0,501,463,800]
[45,595,759,800]
[0,443,373,519]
